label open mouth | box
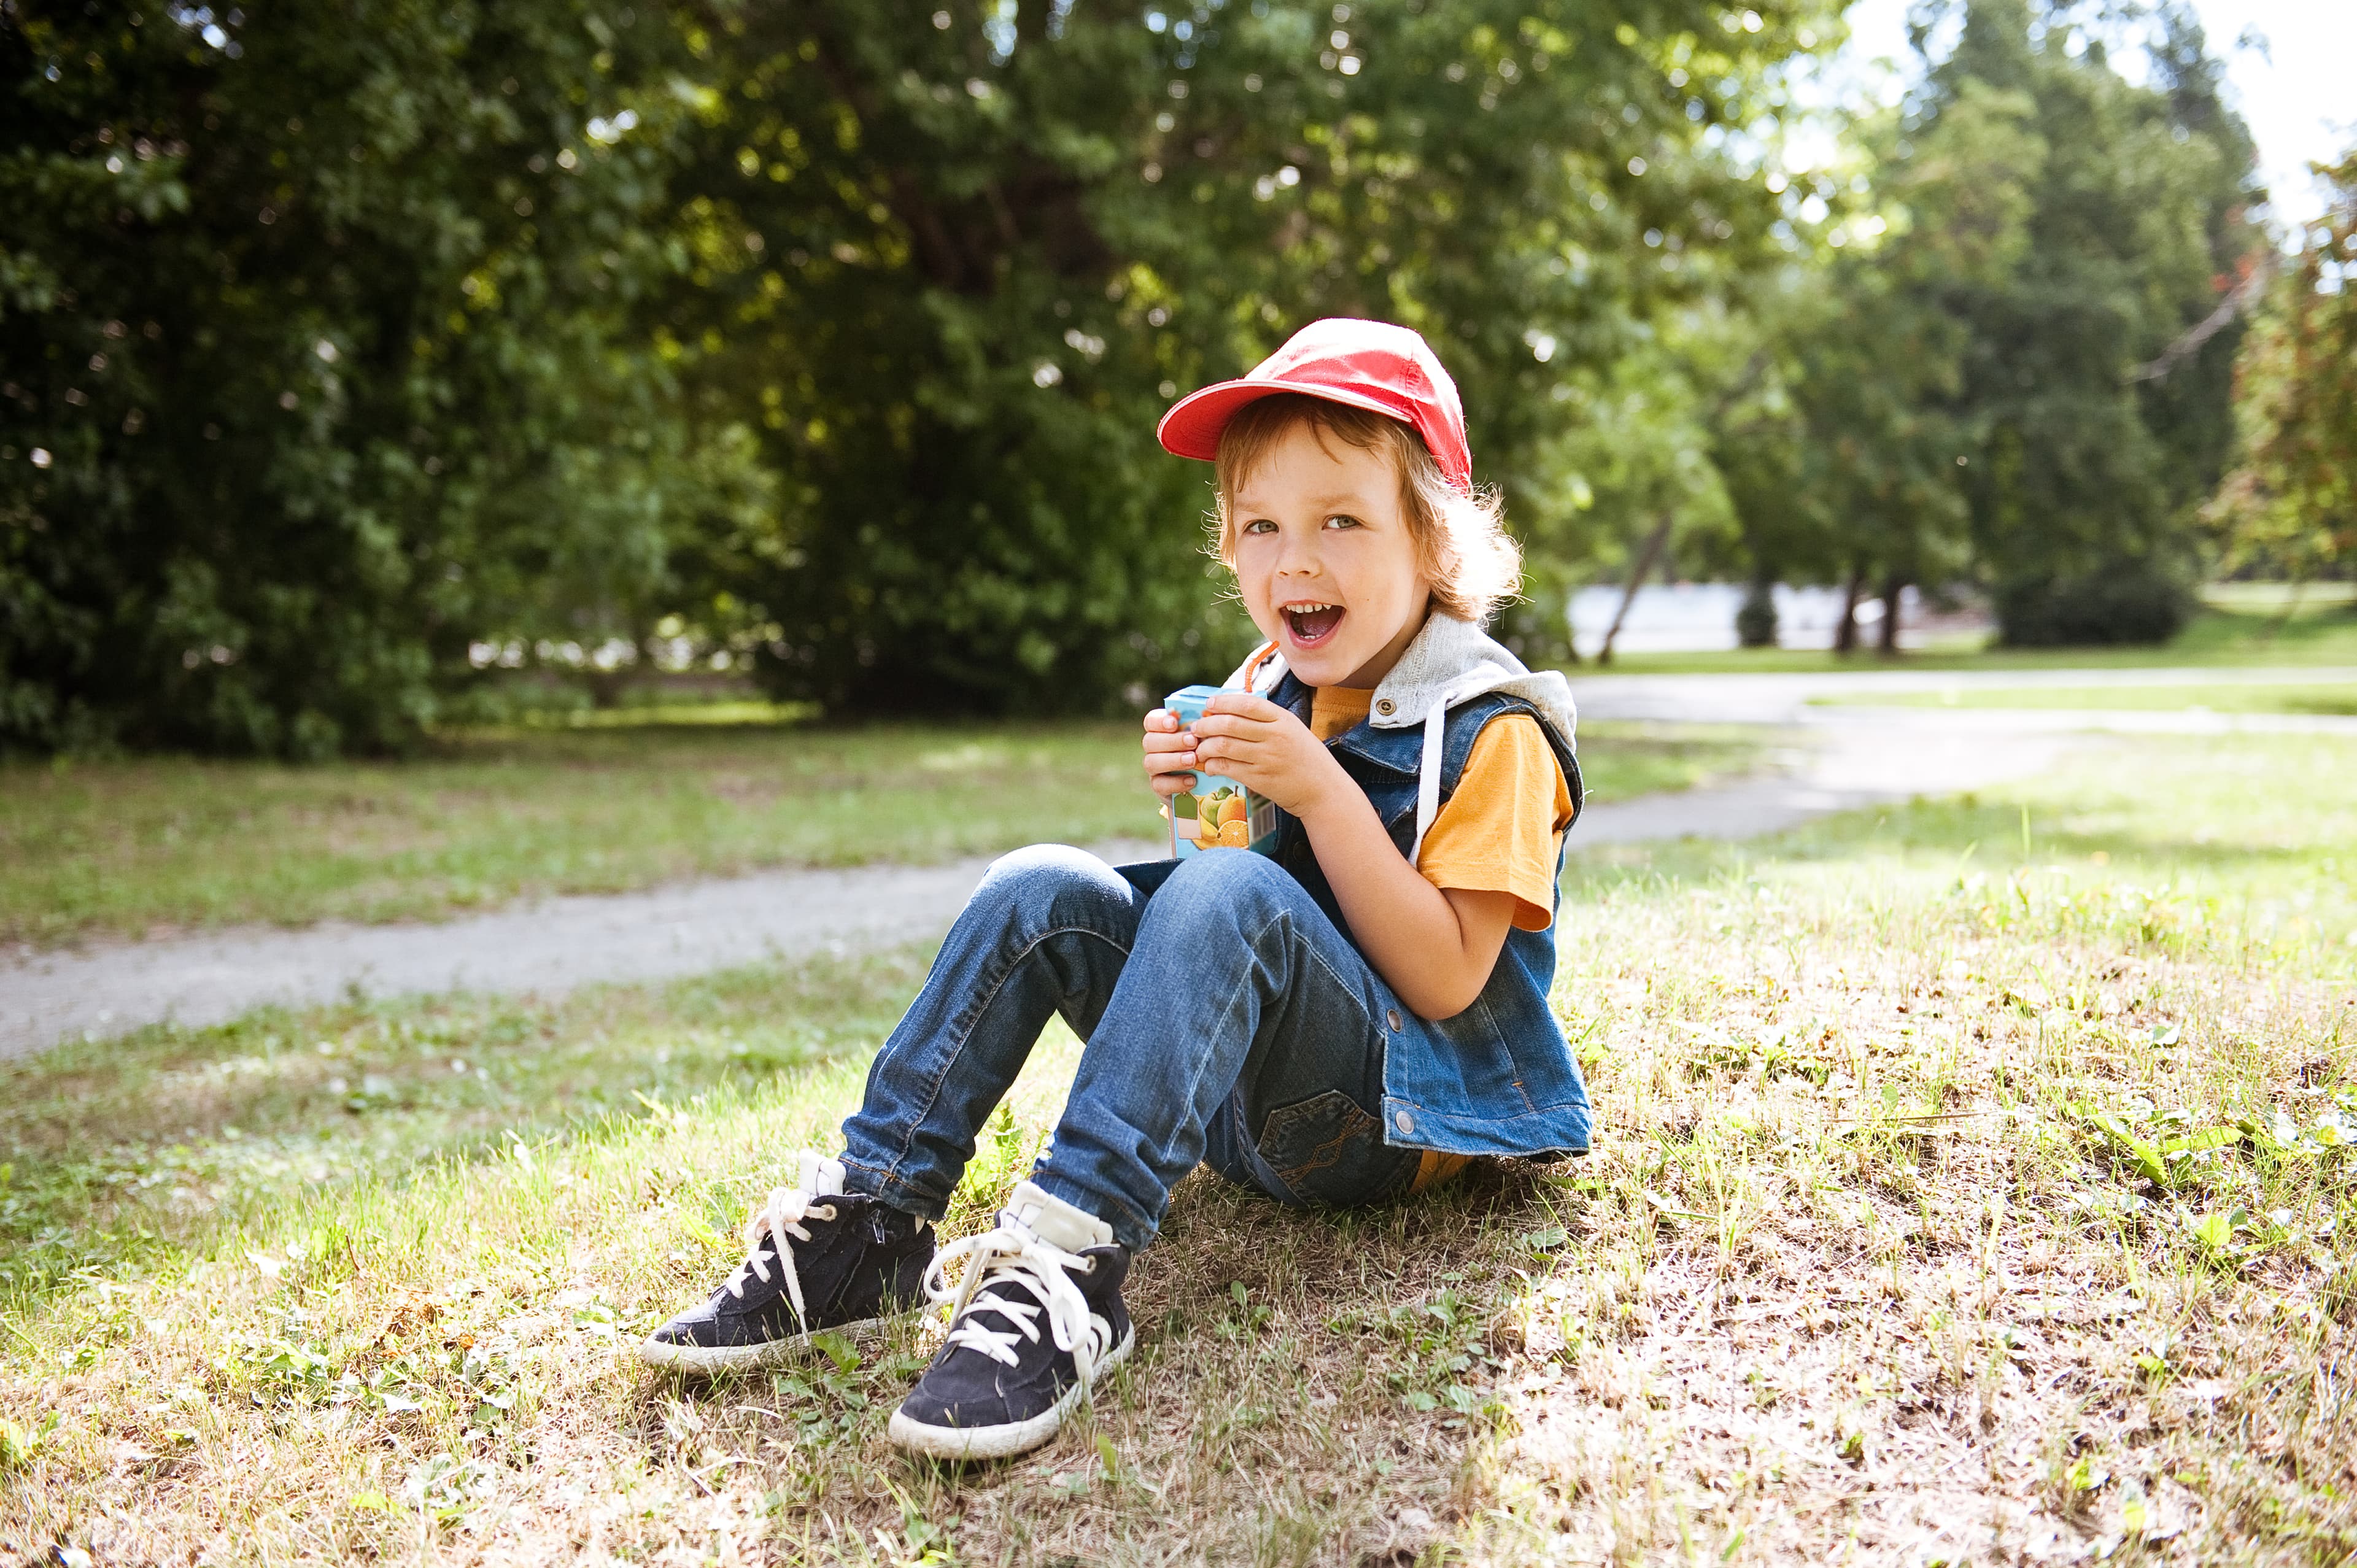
[1282,601,1345,647]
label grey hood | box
[1223,612,1579,865]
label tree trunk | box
[1833,565,1866,655]
[1596,514,1674,666]
[1878,573,1906,656]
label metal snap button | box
[1393,1108,1415,1134]
[1375,698,1395,716]
[1385,1008,1402,1031]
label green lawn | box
[1811,679,2357,715]
[1606,598,2357,674]
[3,732,2351,1562]
[0,717,1755,949]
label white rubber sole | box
[884,1325,1136,1461]
[635,1311,893,1374]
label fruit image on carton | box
[1163,684,1282,859]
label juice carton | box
[1163,684,1281,858]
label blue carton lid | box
[1164,684,1226,721]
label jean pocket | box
[1256,1090,1417,1207]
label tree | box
[1711,95,1984,655]
[0,1,754,754]
[1903,0,2260,644]
[2206,148,2357,584]
[3,0,1833,749]
[1712,0,2257,655]
[640,0,1819,711]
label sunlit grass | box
[2201,581,2356,612]
[1609,601,2357,674]
[1811,679,2357,715]
[3,733,2351,1562]
[0,719,1755,949]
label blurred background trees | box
[1,0,2301,754]
[1712,0,2262,654]
[2206,149,2356,589]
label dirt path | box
[8,669,2345,1059]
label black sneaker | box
[886,1180,1134,1461]
[638,1152,934,1373]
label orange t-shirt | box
[1308,687,1575,931]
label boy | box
[638,317,1590,1461]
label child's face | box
[1228,419,1432,690]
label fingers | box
[1142,708,1180,733]
[1188,709,1283,743]
[1142,731,1197,781]
[1192,733,1271,773]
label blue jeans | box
[837,844,1423,1251]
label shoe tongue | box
[1000,1179,1113,1255]
[796,1151,850,1199]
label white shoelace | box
[723,1186,838,1329]
[924,1224,1109,1390]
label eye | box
[1241,518,1277,535]
[1323,514,1362,530]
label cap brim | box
[1156,377,1415,463]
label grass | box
[0,717,1756,951]
[4,732,2355,1562]
[2202,582,2356,613]
[1811,680,2357,716]
[1605,599,2357,675]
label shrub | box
[1993,561,2195,646]
[1734,581,1779,648]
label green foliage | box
[1924,0,2256,638]
[2206,148,2357,583]
[657,0,1818,708]
[7,0,2274,744]
[3,0,1830,747]
[0,0,760,754]
[1714,0,2257,646]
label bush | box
[1734,581,1779,647]
[1993,562,2196,646]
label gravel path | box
[7,666,2347,1059]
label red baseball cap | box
[1156,317,1473,491]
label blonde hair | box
[1209,393,1522,625]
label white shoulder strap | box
[1408,692,1452,867]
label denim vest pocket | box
[1255,1089,1418,1207]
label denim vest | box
[1264,670,1593,1159]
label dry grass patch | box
[1474,897,2351,1564]
[2,734,2353,1564]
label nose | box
[1272,525,1322,581]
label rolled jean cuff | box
[835,1157,948,1222]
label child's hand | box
[1187,693,1349,819]
[1140,708,1198,801]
